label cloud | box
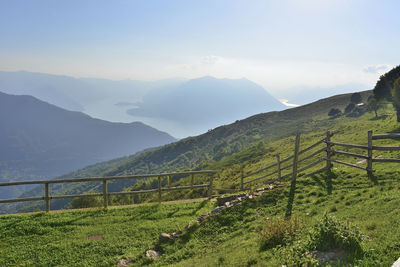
[363,64,391,74]
[201,55,221,65]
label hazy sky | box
[1,0,399,97]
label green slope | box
[1,90,400,265]
[1,162,400,266]
[14,90,374,213]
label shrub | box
[350,93,362,104]
[307,214,363,253]
[328,108,342,118]
[259,215,303,250]
[345,103,356,114]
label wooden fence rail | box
[0,170,216,211]
[0,130,399,214]
[239,130,399,192]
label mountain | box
[14,90,373,213]
[127,76,287,137]
[0,91,176,199]
[0,71,285,138]
[0,70,185,123]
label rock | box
[211,206,224,214]
[172,231,182,237]
[196,214,210,222]
[231,199,240,205]
[159,233,173,243]
[116,258,133,267]
[216,194,247,205]
[224,201,233,208]
[146,250,161,259]
[304,249,346,263]
[392,256,400,267]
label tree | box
[350,93,362,104]
[366,95,381,118]
[392,77,400,122]
[373,65,400,101]
[328,108,341,118]
[344,103,356,114]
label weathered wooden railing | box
[325,130,400,178]
[0,170,216,212]
[240,134,330,190]
[1,131,399,214]
[238,130,400,191]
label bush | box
[307,214,363,253]
[350,93,362,104]
[259,215,303,250]
[328,108,341,118]
[345,103,356,114]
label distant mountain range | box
[128,76,287,137]
[0,71,286,137]
[0,91,175,199]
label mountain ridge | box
[0,91,176,199]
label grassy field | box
[1,167,400,266]
[0,200,214,266]
[1,100,400,265]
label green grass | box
[0,200,214,266]
[153,169,400,266]
[2,169,400,266]
[2,94,400,265]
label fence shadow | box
[285,179,296,219]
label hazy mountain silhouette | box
[0,70,185,123]
[0,91,176,198]
[127,76,286,136]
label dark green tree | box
[328,108,341,118]
[373,65,400,101]
[366,95,382,118]
[345,103,356,114]
[392,77,400,122]
[350,93,362,104]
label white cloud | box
[363,64,391,74]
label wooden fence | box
[0,170,216,212]
[0,130,398,213]
[238,130,400,190]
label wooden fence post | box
[367,130,373,178]
[191,173,194,186]
[240,169,244,191]
[168,175,172,187]
[158,176,162,203]
[45,183,50,212]
[291,133,301,184]
[277,154,281,181]
[208,174,214,199]
[103,179,108,209]
[325,131,332,170]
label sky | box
[1,0,400,99]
